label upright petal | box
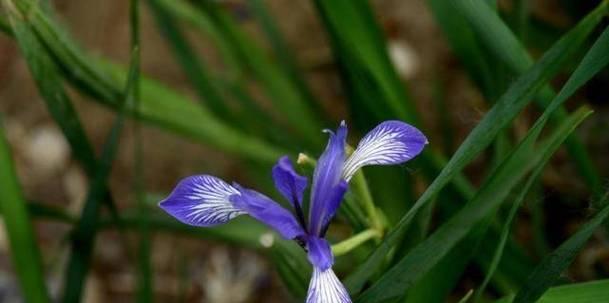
[272,156,308,208]
[309,121,347,235]
[159,175,244,226]
[318,180,348,236]
[306,236,334,271]
[342,120,427,181]
[306,267,352,303]
[230,184,305,240]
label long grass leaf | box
[451,0,604,195]
[126,0,153,301]
[248,0,325,118]
[145,0,231,120]
[313,0,418,127]
[61,31,139,303]
[512,193,609,303]
[195,1,323,146]
[7,0,286,163]
[0,120,50,303]
[496,280,609,303]
[480,24,609,301]
[356,106,592,302]
[345,3,608,292]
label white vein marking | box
[183,176,244,225]
[306,267,352,303]
[342,125,411,181]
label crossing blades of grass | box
[145,0,232,121]
[3,0,130,227]
[427,0,497,100]
[512,191,609,303]
[356,105,592,302]
[476,25,609,302]
[194,0,324,147]
[61,23,141,303]
[451,0,606,196]
[248,0,325,118]
[344,3,607,292]
[312,0,418,128]
[496,280,609,303]
[5,0,286,164]
[0,120,50,303]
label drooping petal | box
[272,155,308,208]
[230,184,305,240]
[159,175,244,226]
[306,236,334,271]
[309,121,347,235]
[306,267,352,303]
[342,120,427,181]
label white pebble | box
[24,126,70,175]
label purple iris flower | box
[159,120,427,302]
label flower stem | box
[331,229,380,256]
[351,171,384,234]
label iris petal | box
[272,155,308,208]
[342,120,427,181]
[309,121,347,235]
[306,236,334,270]
[230,184,305,240]
[318,180,348,235]
[306,267,352,303]
[159,175,244,226]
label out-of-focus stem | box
[332,229,380,256]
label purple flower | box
[159,120,427,302]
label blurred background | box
[0,0,608,302]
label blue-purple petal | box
[318,180,348,235]
[230,184,305,240]
[272,155,308,208]
[309,121,347,235]
[342,120,427,181]
[159,175,244,226]
[306,236,334,270]
[306,267,352,303]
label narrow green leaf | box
[356,106,592,302]
[451,0,605,195]
[196,0,324,146]
[345,3,607,291]
[3,202,269,249]
[477,24,609,301]
[0,120,50,303]
[61,30,138,303]
[427,0,497,100]
[146,0,232,120]
[497,280,609,303]
[270,239,311,299]
[7,0,286,164]
[313,0,418,127]
[126,0,153,301]
[3,0,139,233]
[513,192,609,303]
[249,0,325,118]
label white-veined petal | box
[159,175,245,226]
[306,267,352,303]
[342,120,427,181]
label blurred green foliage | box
[0,0,608,302]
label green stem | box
[351,171,384,233]
[332,229,380,256]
